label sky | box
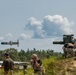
[0,0,76,52]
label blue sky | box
[0,0,76,52]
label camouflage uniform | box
[30,54,45,75]
[63,43,74,58]
[2,53,14,75]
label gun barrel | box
[53,41,64,44]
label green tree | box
[0,50,3,60]
[4,48,20,61]
[18,49,27,61]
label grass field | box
[0,66,34,75]
[1,56,76,75]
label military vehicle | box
[53,34,76,58]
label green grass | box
[0,67,34,75]
[1,57,76,75]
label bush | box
[43,57,59,75]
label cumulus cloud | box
[19,33,32,40]
[43,15,74,37]
[24,15,74,38]
[25,17,45,38]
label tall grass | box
[43,56,59,75]
[1,57,76,75]
[0,66,34,75]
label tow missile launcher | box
[53,34,74,44]
[53,34,75,58]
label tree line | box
[0,48,62,61]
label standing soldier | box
[2,53,14,75]
[30,54,45,75]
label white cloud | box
[19,33,32,40]
[24,15,74,38]
[43,15,74,36]
[25,17,44,38]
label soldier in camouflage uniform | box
[62,43,74,58]
[2,53,14,75]
[30,54,45,75]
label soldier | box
[30,54,45,75]
[62,43,74,58]
[62,43,68,58]
[2,53,14,75]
